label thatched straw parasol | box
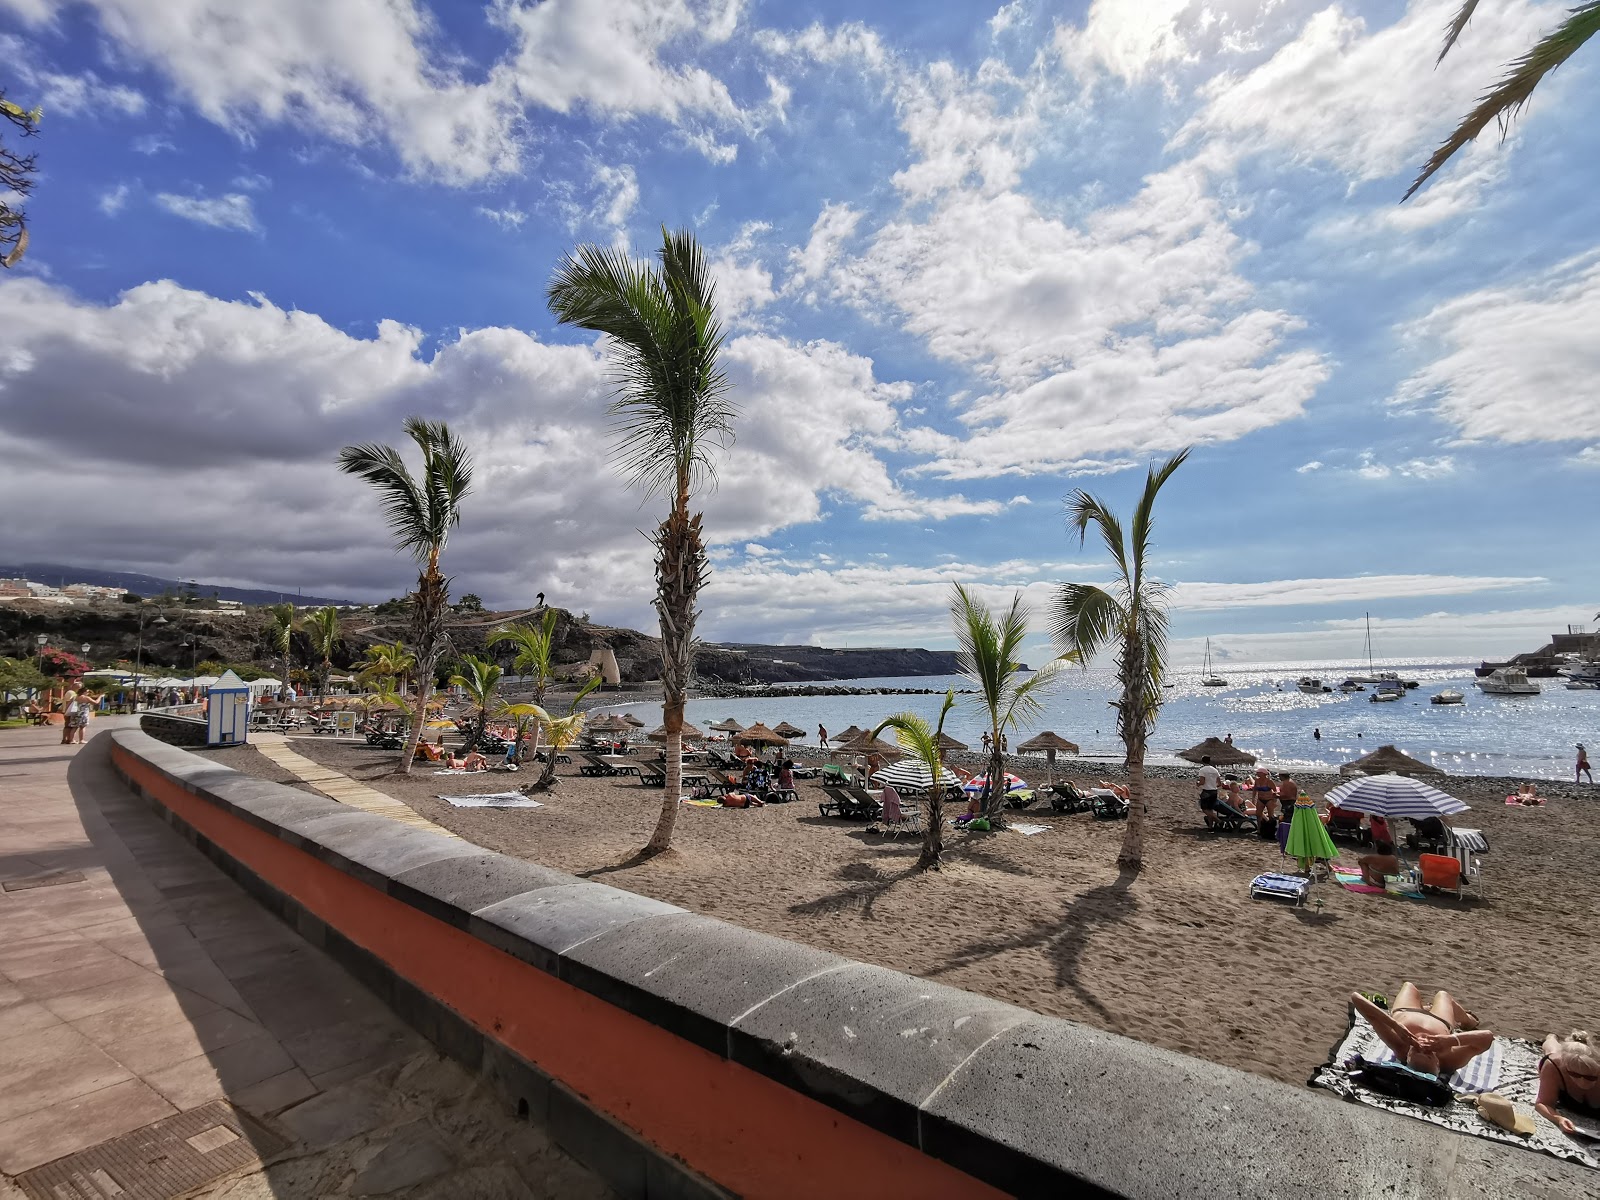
[734,722,789,746]
[1176,737,1257,767]
[934,731,969,754]
[1339,744,1445,778]
[622,713,646,727]
[647,721,705,742]
[832,730,903,760]
[1017,731,1079,781]
[587,714,628,734]
[831,725,865,746]
[708,718,744,733]
[772,721,806,739]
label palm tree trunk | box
[984,742,1007,823]
[399,564,448,776]
[644,499,707,856]
[920,783,944,869]
[1117,632,1148,868]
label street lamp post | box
[34,634,47,673]
[133,612,167,712]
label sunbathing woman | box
[1536,1031,1600,1136]
[1350,984,1493,1075]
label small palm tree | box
[505,675,601,791]
[1407,2,1600,199]
[487,611,558,762]
[950,584,1063,823]
[338,418,473,775]
[358,640,416,695]
[1051,449,1189,868]
[449,654,503,750]
[264,603,296,702]
[548,227,737,855]
[871,690,957,871]
[304,606,341,699]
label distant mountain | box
[0,562,352,608]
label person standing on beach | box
[817,724,828,749]
[1578,744,1593,784]
[982,732,992,754]
[1196,755,1221,828]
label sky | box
[1,0,1597,667]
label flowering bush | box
[38,646,90,679]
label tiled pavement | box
[0,723,608,1198]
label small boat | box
[1476,667,1541,696]
[1201,638,1226,687]
[1296,676,1329,694]
[1566,680,1600,691]
[1430,689,1465,705]
[1370,680,1406,703]
[1339,679,1365,692]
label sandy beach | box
[198,736,1599,1089]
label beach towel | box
[682,797,722,807]
[1010,823,1051,836]
[1332,868,1388,895]
[432,768,487,776]
[436,791,543,808]
[1312,1011,1598,1171]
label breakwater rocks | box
[693,682,977,699]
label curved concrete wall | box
[107,730,1544,1199]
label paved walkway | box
[249,734,458,838]
[0,722,606,1198]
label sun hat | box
[1474,1093,1535,1136]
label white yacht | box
[1201,638,1226,687]
[1430,689,1465,705]
[1370,681,1405,703]
[1296,676,1330,694]
[1476,667,1541,696]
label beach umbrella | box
[831,725,865,746]
[1017,731,1079,783]
[964,772,1027,794]
[773,721,806,739]
[734,722,789,747]
[1339,744,1445,778]
[647,721,705,742]
[708,718,744,733]
[622,713,646,727]
[1323,773,1468,821]
[830,730,904,761]
[1177,737,1257,767]
[874,758,963,793]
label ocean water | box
[596,658,1600,780]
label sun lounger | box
[578,753,620,777]
[1091,791,1129,820]
[1249,872,1310,905]
[637,764,667,787]
[818,786,882,821]
[1209,795,1253,832]
[1049,782,1095,814]
[1325,806,1370,844]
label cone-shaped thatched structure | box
[772,721,806,739]
[622,713,646,727]
[1340,744,1445,778]
[648,721,705,742]
[832,730,903,759]
[1017,731,1079,758]
[734,722,789,746]
[934,731,969,753]
[831,725,865,746]
[708,718,744,733]
[1177,737,1257,767]
[587,714,631,734]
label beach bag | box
[1351,1058,1454,1106]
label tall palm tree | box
[304,605,341,699]
[487,611,558,762]
[1050,449,1189,869]
[871,690,957,871]
[547,227,737,855]
[358,640,415,695]
[449,654,503,751]
[264,603,296,702]
[950,584,1063,823]
[1406,2,1600,199]
[338,418,473,775]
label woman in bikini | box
[1349,984,1494,1075]
[1536,1032,1600,1137]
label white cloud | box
[476,205,528,230]
[231,172,271,191]
[1393,251,1600,446]
[786,202,862,297]
[132,134,175,155]
[1352,451,1454,481]
[989,2,1025,35]
[710,222,776,319]
[1170,572,1538,611]
[98,183,130,216]
[1297,460,1323,473]
[2,39,146,117]
[591,162,639,233]
[1574,447,1600,468]
[153,191,258,233]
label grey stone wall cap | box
[113,729,212,777]
[206,775,349,828]
[472,882,683,973]
[388,853,574,930]
[730,961,1034,1146]
[562,912,850,1057]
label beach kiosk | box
[207,670,251,747]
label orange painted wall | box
[114,748,1004,1200]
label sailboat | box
[1358,613,1404,703]
[1201,638,1227,687]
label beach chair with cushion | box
[1406,816,1450,854]
[818,786,882,821]
[1325,806,1369,844]
[1417,853,1463,898]
[417,741,445,763]
[1091,791,1129,820]
[1249,872,1310,905]
[876,790,922,838]
[1003,788,1036,810]
[1049,781,1095,814]
[1210,795,1253,833]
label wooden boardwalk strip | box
[250,735,459,838]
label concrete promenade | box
[0,722,607,1198]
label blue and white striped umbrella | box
[873,759,962,792]
[1323,773,1469,819]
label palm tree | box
[449,654,503,751]
[1406,2,1600,200]
[264,603,296,702]
[1050,449,1189,869]
[505,674,601,791]
[547,227,737,855]
[304,606,341,699]
[358,640,415,695]
[950,584,1063,823]
[487,611,558,763]
[338,418,473,775]
[871,690,957,870]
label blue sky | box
[2,0,1596,666]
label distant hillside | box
[698,643,962,684]
[0,562,351,607]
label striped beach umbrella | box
[1322,773,1468,820]
[874,759,963,792]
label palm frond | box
[339,420,473,562]
[1438,0,1480,64]
[1050,583,1124,666]
[1067,491,1129,583]
[1406,2,1600,200]
[1129,449,1190,587]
